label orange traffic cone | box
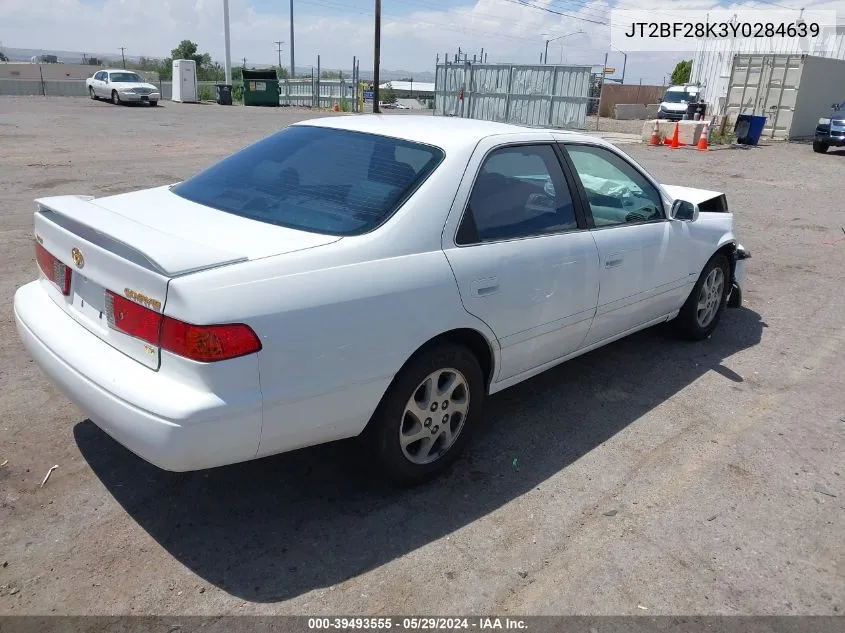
[669,122,681,149]
[697,122,710,151]
[649,120,661,146]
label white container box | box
[172,59,197,103]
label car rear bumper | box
[14,281,262,471]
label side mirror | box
[671,199,699,222]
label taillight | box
[105,291,161,345]
[35,242,72,295]
[160,319,262,363]
[105,290,261,362]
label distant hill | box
[0,46,436,82]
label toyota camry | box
[14,115,750,484]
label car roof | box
[292,115,600,152]
[102,69,142,74]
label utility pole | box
[373,0,381,113]
[289,0,295,78]
[275,40,284,70]
[596,51,608,130]
[119,47,126,68]
[223,0,232,85]
[242,57,247,68]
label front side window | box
[172,126,444,235]
[564,144,664,227]
[456,145,577,245]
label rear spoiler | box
[34,195,248,277]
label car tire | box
[112,90,121,105]
[676,253,730,341]
[364,343,485,486]
[813,140,829,153]
[149,100,158,107]
[89,87,97,100]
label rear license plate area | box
[72,275,108,329]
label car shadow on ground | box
[74,307,765,602]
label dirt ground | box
[1,97,844,616]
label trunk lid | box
[32,189,341,369]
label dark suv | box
[814,102,845,153]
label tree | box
[382,82,397,104]
[171,40,199,63]
[670,59,692,85]
[0,52,8,62]
[320,70,341,79]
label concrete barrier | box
[641,119,706,145]
[614,103,663,120]
[614,104,647,120]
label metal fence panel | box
[435,63,591,129]
[0,77,357,109]
[0,79,89,97]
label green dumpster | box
[242,68,279,107]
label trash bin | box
[735,114,767,145]
[215,84,233,106]
[242,69,279,107]
[685,102,707,120]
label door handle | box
[605,258,624,269]
[471,277,500,297]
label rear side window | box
[172,126,444,236]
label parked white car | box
[14,116,749,484]
[86,69,161,106]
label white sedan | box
[86,69,161,106]
[13,116,750,484]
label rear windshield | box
[172,126,445,236]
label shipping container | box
[691,24,845,112]
[723,54,845,139]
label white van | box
[657,84,701,121]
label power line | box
[299,0,560,43]
[499,0,607,26]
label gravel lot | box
[1,97,844,616]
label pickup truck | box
[813,102,845,153]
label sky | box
[1,0,841,84]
